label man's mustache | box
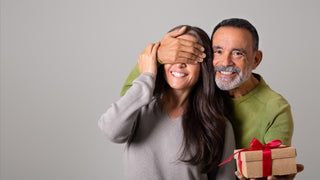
[214,66,241,74]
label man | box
[120,18,303,179]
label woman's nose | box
[177,63,187,68]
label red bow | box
[219,138,284,177]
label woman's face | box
[164,34,201,92]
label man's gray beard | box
[214,65,252,91]
[215,75,241,91]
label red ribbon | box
[219,138,284,177]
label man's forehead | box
[212,27,253,49]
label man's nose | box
[219,54,234,67]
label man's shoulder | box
[255,75,290,108]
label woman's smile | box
[171,71,188,78]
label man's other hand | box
[235,164,304,180]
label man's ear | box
[252,50,263,70]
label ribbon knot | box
[250,138,282,150]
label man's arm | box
[120,63,140,96]
[264,103,294,146]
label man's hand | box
[235,164,304,180]
[139,42,160,76]
[157,26,206,64]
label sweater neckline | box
[231,74,266,105]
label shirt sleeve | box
[120,63,141,97]
[213,120,236,180]
[99,73,155,143]
[264,102,294,146]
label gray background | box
[1,0,319,179]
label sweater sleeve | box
[264,102,294,146]
[98,73,155,143]
[214,120,236,180]
[120,63,140,97]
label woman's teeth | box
[171,72,187,77]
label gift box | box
[234,139,297,178]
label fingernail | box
[198,58,203,62]
[202,53,206,58]
[201,47,205,51]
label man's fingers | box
[177,51,204,63]
[177,45,206,60]
[186,59,199,65]
[177,26,187,37]
[167,26,187,38]
[235,165,304,180]
[266,164,304,180]
[296,164,304,173]
[170,57,200,65]
[176,39,206,61]
[235,171,246,180]
[179,38,205,52]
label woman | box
[99,25,235,180]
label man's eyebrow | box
[233,48,247,55]
[212,45,223,49]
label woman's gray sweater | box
[99,73,236,180]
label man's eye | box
[233,51,243,56]
[214,50,222,54]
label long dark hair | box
[154,25,231,173]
